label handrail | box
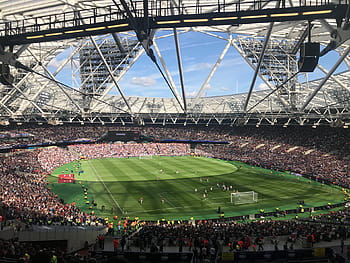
[0,0,348,38]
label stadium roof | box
[0,0,349,127]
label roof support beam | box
[2,4,347,46]
[89,36,133,115]
[112,33,126,54]
[0,59,42,107]
[193,35,232,103]
[90,46,145,111]
[27,48,84,113]
[317,64,350,93]
[9,82,45,115]
[16,45,81,114]
[152,40,184,110]
[300,45,350,111]
[231,40,289,110]
[173,27,187,113]
[243,21,274,112]
[0,98,14,116]
[90,45,145,112]
[291,23,312,54]
[14,44,30,57]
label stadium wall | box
[0,226,108,252]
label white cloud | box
[130,77,157,87]
[220,56,247,68]
[220,86,230,91]
[256,83,269,91]
[47,57,65,68]
[185,62,212,73]
[180,40,222,50]
[186,91,197,97]
[204,83,212,90]
[183,56,196,63]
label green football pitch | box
[48,156,345,221]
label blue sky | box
[117,31,258,97]
[49,30,348,98]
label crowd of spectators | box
[1,124,346,188]
[0,125,102,148]
[0,124,348,157]
[127,215,348,263]
[38,147,78,172]
[69,143,190,160]
[0,141,191,230]
[0,150,107,231]
[0,124,349,262]
[0,125,348,227]
[34,143,190,172]
[0,239,68,263]
[196,141,349,187]
[0,238,125,263]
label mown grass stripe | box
[49,156,345,221]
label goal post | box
[231,191,258,205]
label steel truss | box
[0,0,349,127]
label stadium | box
[0,0,349,262]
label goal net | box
[231,191,258,205]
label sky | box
[117,31,255,98]
[48,30,349,99]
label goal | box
[231,191,258,205]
